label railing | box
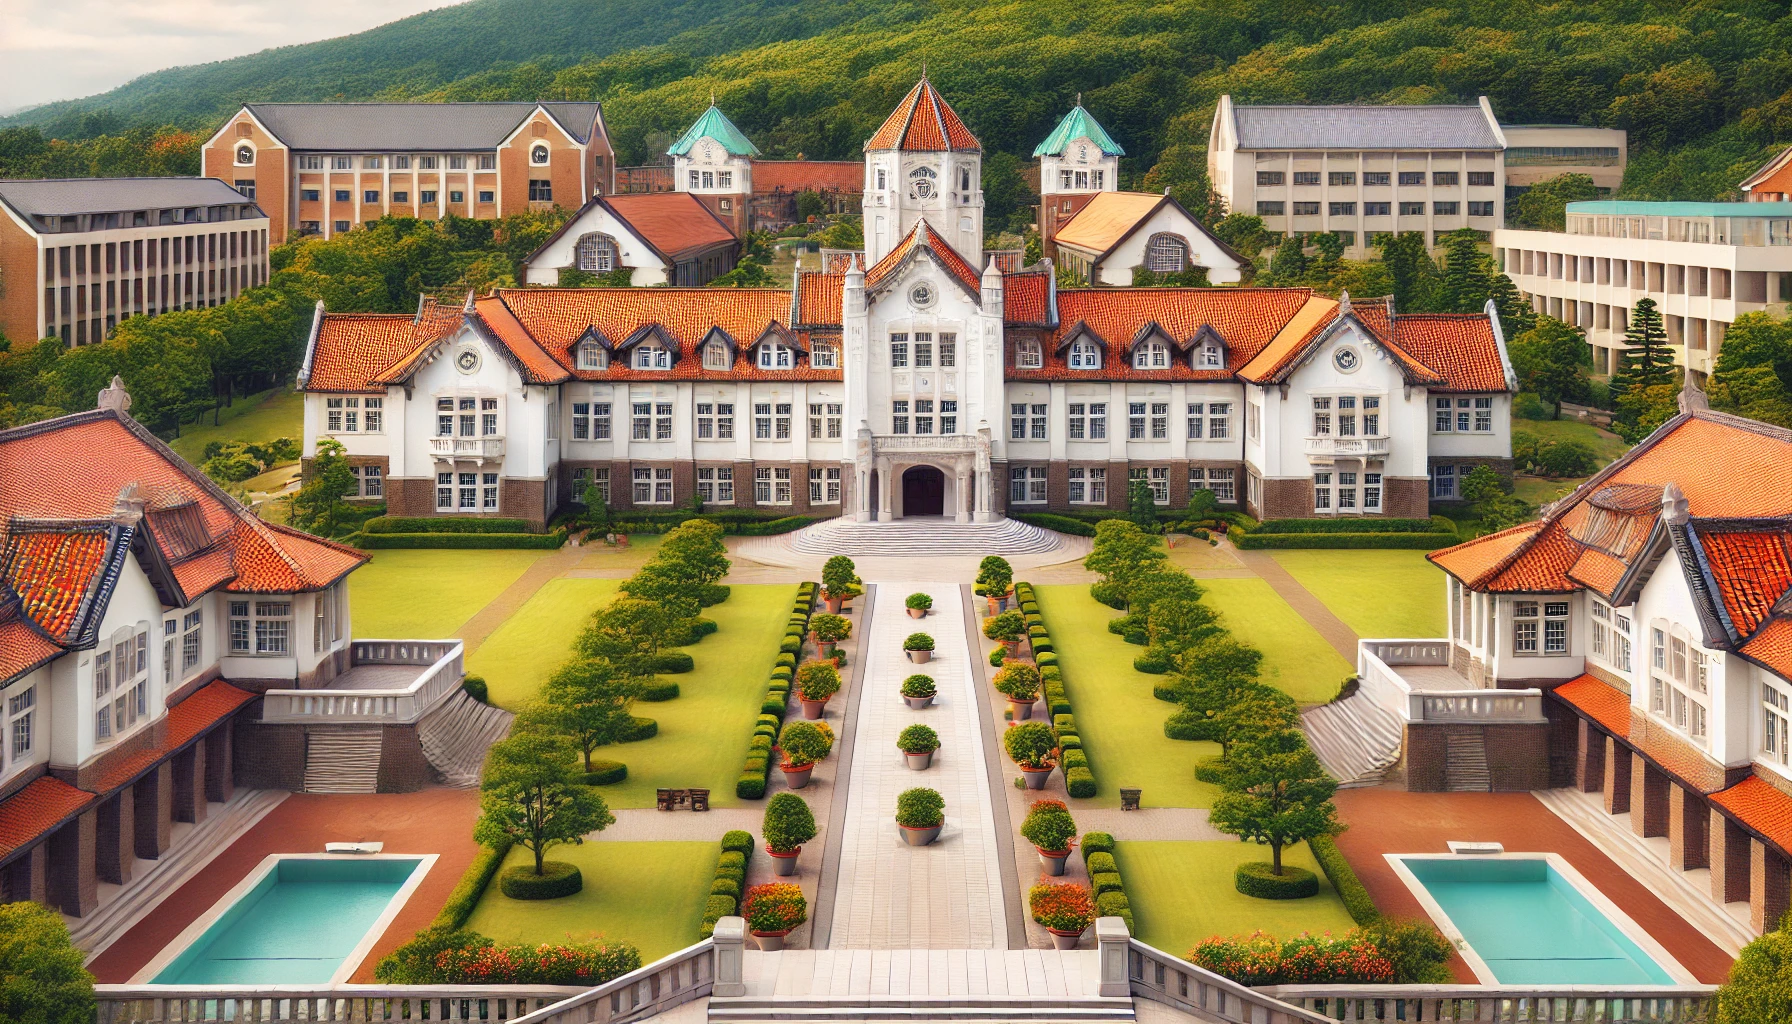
[260,640,464,725]
[1304,436,1391,457]
[1129,938,1337,1024]
[94,986,585,1024]
[1361,640,1452,667]
[1414,691,1546,723]
[430,437,506,458]
[1260,985,1718,1023]
[510,939,716,1024]
[1357,640,1545,725]
[871,434,977,453]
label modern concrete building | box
[1495,200,1792,376]
[0,178,268,346]
[1501,124,1628,195]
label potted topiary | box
[821,556,860,613]
[904,633,935,664]
[1004,721,1059,790]
[901,674,936,710]
[977,556,1015,614]
[776,719,834,789]
[993,662,1042,721]
[1029,882,1095,950]
[982,611,1025,655]
[810,613,851,660]
[762,792,817,876]
[905,592,933,619]
[898,724,940,770]
[895,786,945,845]
[743,882,808,950]
[795,660,842,720]
[1020,799,1078,876]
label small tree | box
[476,733,615,875]
[1145,597,1222,665]
[1004,720,1059,769]
[1717,915,1792,1024]
[524,658,644,771]
[1126,476,1160,531]
[1508,317,1591,417]
[795,190,826,222]
[762,792,817,853]
[1020,799,1078,853]
[1612,297,1675,399]
[993,662,1043,702]
[777,719,834,767]
[1436,231,1492,314]
[821,555,859,599]
[289,438,357,537]
[1461,466,1534,532]
[982,610,1025,645]
[976,556,1014,602]
[1206,730,1343,875]
[578,597,681,681]
[1084,520,1168,606]
[0,901,94,1024]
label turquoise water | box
[1400,857,1675,985]
[153,858,422,984]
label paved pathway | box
[822,583,1008,949]
[456,540,592,653]
[1228,545,1360,661]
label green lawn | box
[466,578,621,709]
[1511,415,1631,508]
[1116,841,1357,956]
[349,549,556,640]
[1191,578,1353,703]
[1033,584,1221,808]
[167,387,305,465]
[465,841,715,959]
[1269,551,1447,640]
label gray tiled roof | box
[1233,104,1503,150]
[0,178,264,219]
[244,102,602,150]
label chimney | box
[97,375,132,416]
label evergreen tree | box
[1438,232,1492,313]
[1126,476,1160,531]
[1508,316,1592,416]
[1612,297,1675,397]
[521,658,644,772]
[1379,232,1436,312]
[1487,271,1537,335]
[289,438,357,538]
[1265,235,1309,284]
[0,902,93,1024]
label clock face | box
[1076,144,1089,163]
[910,283,934,308]
[456,347,482,374]
[1333,347,1360,372]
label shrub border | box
[354,529,569,549]
[432,839,513,929]
[702,832,756,937]
[1080,832,1133,933]
[1017,581,1096,798]
[1311,835,1379,925]
[739,582,817,799]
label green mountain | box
[7,0,1792,201]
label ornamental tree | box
[577,597,681,681]
[289,438,357,538]
[1145,597,1222,665]
[0,901,93,1024]
[523,657,644,771]
[777,719,834,768]
[1206,730,1343,876]
[1004,721,1059,769]
[476,733,615,875]
[1084,520,1168,606]
[1508,317,1592,417]
[1613,297,1675,399]
[1029,882,1095,933]
[1020,799,1078,853]
[762,792,817,853]
[976,556,1013,599]
[795,660,841,702]
[742,883,808,934]
[993,662,1042,702]
[622,520,730,616]
[983,611,1025,644]
[821,555,859,598]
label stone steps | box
[785,518,1070,557]
[302,727,383,794]
[72,789,287,958]
[1444,732,1492,792]
[419,691,514,787]
[709,999,1134,1022]
[1300,690,1402,788]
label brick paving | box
[1332,787,1734,984]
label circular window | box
[1333,347,1361,372]
[531,144,549,165]
[236,146,254,165]
[455,347,482,374]
[910,283,934,308]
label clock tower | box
[862,77,984,266]
[668,102,758,237]
[1034,100,1125,254]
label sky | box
[0,0,456,114]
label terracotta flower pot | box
[1002,640,1020,657]
[904,749,934,770]
[1020,764,1054,790]
[908,607,927,618]
[906,649,932,664]
[902,695,933,710]
[1037,847,1071,876]
[1047,927,1084,950]
[753,929,792,951]
[799,697,828,720]
[780,762,815,789]
[1008,698,1035,721]
[899,823,941,846]
[824,597,843,613]
[767,847,800,876]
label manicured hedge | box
[1234,861,1319,900]
[1312,835,1379,925]
[1230,528,1456,550]
[432,840,512,929]
[619,716,658,742]
[1081,832,1132,932]
[1011,512,1098,537]
[740,585,816,799]
[1081,832,1115,855]
[363,516,532,534]
[640,681,680,702]
[652,652,695,675]
[582,760,628,785]
[592,510,819,536]
[355,529,569,549]
[1017,581,1096,799]
[1249,517,1451,535]
[702,836,755,936]
[499,861,583,900]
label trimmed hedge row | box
[363,516,532,534]
[1229,528,1456,550]
[432,840,513,929]
[1016,582,1095,799]
[584,511,819,536]
[1234,861,1319,900]
[738,583,817,799]
[1010,512,1097,537]
[1080,832,1134,933]
[354,529,569,549]
[582,760,628,786]
[1249,517,1451,535]
[1311,835,1379,925]
[701,831,757,937]
[499,861,583,900]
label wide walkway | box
[820,582,1008,949]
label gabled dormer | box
[1056,320,1106,370]
[619,323,679,371]
[1191,324,1228,371]
[572,325,612,372]
[698,327,737,372]
[1128,322,1178,370]
[750,322,803,371]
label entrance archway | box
[901,465,945,517]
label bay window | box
[230,600,291,656]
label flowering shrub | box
[743,882,808,933]
[433,938,641,985]
[1187,931,1394,986]
[1028,881,1095,932]
[994,662,1042,702]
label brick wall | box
[1402,722,1548,791]
[377,725,435,793]
[235,720,307,791]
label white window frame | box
[228,600,291,656]
[1129,467,1170,506]
[697,466,734,504]
[1068,465,1107,505]
[1068,402,1107,440]
[1067,340,1102,370]
[1133,341,1171,369]
[1009,466,1048,504]
[1016,339,1043,369]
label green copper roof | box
[1032,104,1124,158]
[666,104,760,158]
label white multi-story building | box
[301,80,1513,526]
[1496,200,1792,376]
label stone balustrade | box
[1261,985,1718,1023]
[94,986,584,1023]
[1358,639,1545,725]
[260,639,465,725]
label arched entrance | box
[901,465,945,517]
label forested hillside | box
[5,0,1791,202]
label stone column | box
[712,917,747,997]
[1711,809,1751,905]
[1670,785,1708,870]
[1751,838,1791,935]
[1603,737,1631,815]
[1097,917,1131,997]
[1575,719,1605,794]
[954,462,970,524]
[876,458,893,522]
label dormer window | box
[1068,340,1102,370]
[1198,343,1224,368]
[757,341,795,370]
[703,342,731,370]
[576,233,618,273]
[635,345,671,370]
[576,340,606,370]
[1016,339,1043,369]
[812,343,838,369]
[1134,341,1170,370]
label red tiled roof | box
[865,79,980,152]
[0,777,95,859]
[227,521,367,594]
[1742,618,1792,680]
[1553,673,1632,738]
[88,681,255,793]
[751,160,861,195]
[0,526,113,643]
[0,616,60,681]
[793,272,845,328]
[1713,775,1792,855]
[1003,270,1052,327]
[864,219,983,297]
[1394,314,1511,392]
[1565,547,1628,598]
[303,314,419,394]
[1697,529,1792,636]
[1429,521,1579,593]
[464,297,573,385]
[1234,297,1340,381]
[1011,288,1315,383]
[603,193,737,259]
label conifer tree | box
[1612,297,1675,396]
[1438,231,1492,313]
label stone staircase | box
[1444,731,1492,792]
[786,517,1071,557]
[419,691,514,787]
[1300,690,1403,787]
[72,789,287,958]
[302,727,383,793]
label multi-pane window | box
[1129,467,1169,505]
[696,467,734,503]
[1474,397,1494,432]
[1651,628,1708,743]
[634,402,653,440]
[182,610,202,671]
[1363,472,1383,513]
[1314,471,1332,511]
[1434,397,1487,433]
[482,398,499,436]
[1207,403,1231,439]
[812,343,839,369]
[755,467,793,504]
[913,333,934,368]
[1067,340,1102,369]
[1068,402,1107,440]
[349,465,383,498]
[1363,396,1380,436]
[757,342,795,370]
[809,403,843,439]
[656,403,674,441]
[632,467,673,503]
[325,396,379,432]
[940,399,958,434]
[913,399,935,435]
[1590,600,1632,671]
[1431,465,1456,499]
[1764,682,1791,767]
[1009,466,1048,504]
[697,402,735,440]
[1015,340,1043,369]
[1009,403,1047,441]
[939,334,956,367]
[892,400,910,434]
[1134,341,1170,369]
[1067,466,1107,504]
[1191,467,1235,502]
[230,600,291,655]
[482,472,499,510]
[634,345,671,370]
[1129,403,1147,440]
[773,403,791,440]
[578,340,606,369]
[1312,397,1332,435]
[572,401,612,440]
[6,686,34,770]
[810,467,842,504]
[890,334,909,367]
[574,467,611,506]
[1337,470,1358,510]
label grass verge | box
[168,387,304,465]
[349,549,557,640]
[1268,550,1447,640]
[1116,840,1356,956]
[466,578,621,709]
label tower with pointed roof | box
[1034,99,1124,249]
[669,102,758,237]
[862,77,984,266]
